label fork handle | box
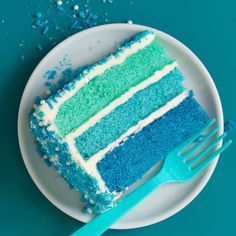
[72,172,169,236]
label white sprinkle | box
[83,69,88,75]
[127,20,133,24]
[46,90,51,95]
[57,0,63,6]
[40,100,46,105]
[73,5,79,10]
[86,208,92,214]
[47,125,52,131]
[55,146,60,151]
[66,161,71,166]
[39,122,43,126]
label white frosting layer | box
[65,61,178,139]
[39,32,155,126]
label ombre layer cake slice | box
[30,30,209,213]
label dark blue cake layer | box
[97,95,209,192]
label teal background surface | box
[0,0,235,235]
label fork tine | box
[177,119,215,153]
[191,140,232,174]
[188,133,227,166]
[182,125,219,160]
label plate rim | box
[17,23,224,230]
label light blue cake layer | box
[75,68,185,160]
[97,95,210,192]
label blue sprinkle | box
[79,11,85,18]
[81,195,87,203]
[51,97,58,103]
[45,81,52,86]
[91,14,97,20]
[35,12,42,18]
[34,96,41,105]
[32,19,43,27]
[42,25,49,35]
[70,20,78,29]
[36,44,43,51]
[224,120,236,133]
[44,158,52,167]
[189,90,194,97]
[194,134,205,143]
[55,93,62,98]
[47,101,53,109]
[49,85,57,93]
[38,111,45,118]
[47,70,57,80]
[57,6,64,12]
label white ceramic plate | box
[18,23,223,229]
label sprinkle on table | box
[57,0,63,6]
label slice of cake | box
[30,30,209,213]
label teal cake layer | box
[75,68,185,160]
[55,36,173,137]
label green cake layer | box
[55,38,174,137]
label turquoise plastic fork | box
[72,119,232,236]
